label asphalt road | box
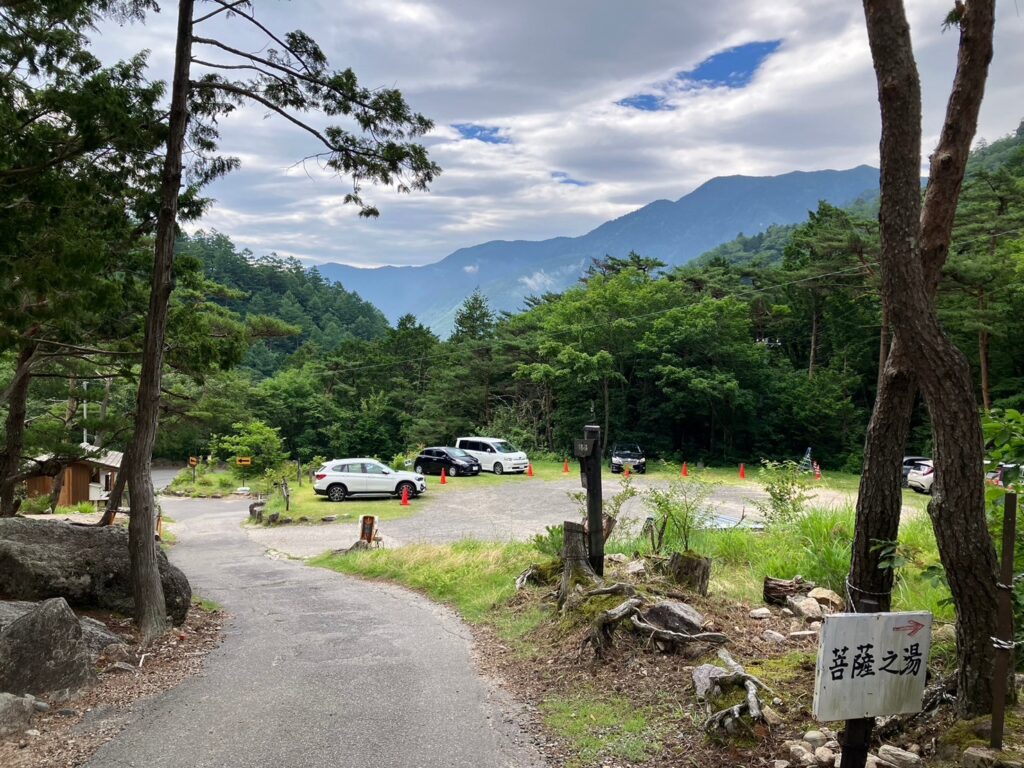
[85,496,544,768]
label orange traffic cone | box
[563,458,570,474]
[624,465,631,478]
[440,467,447,485]
[401,486,410,506]
[528,463,534,477]
[814,462,822,481]
[681,461,688,477]
[739,463,746,479]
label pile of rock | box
[749,586,844,644]
[780,730,927,768]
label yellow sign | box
[189,456,198,467]
[236,456,252,467]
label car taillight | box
[923,467,933,476]
[315,473,327,480]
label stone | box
[32,701,49,713]
[961,746,1024,768]
[643,600,705,635]
[804,730,828,749]
[867,757,898,768]
[808,587,844,612]
[0,598,96,698]
[0,518,191,625]
[790,630,819,640]
[773,761,791,768]
[790,744,812,763]
[626,559,646,575]
[762,705,784,726]
[606,553,628,563]
[321,515,337,523]
[99,643,132,663]
[25,728,40,737]
[0,693,35,738]
[104,661,138,675]
[0,600,123,658]
[56,708,77,717]
[878,745,921,768]
[781,608,795,617]
[810,621,822,630]
[763,629,787,644]
[750,607,773,619]
[934,623,957,643]
[787,595,824,620]
[815,747,835,766]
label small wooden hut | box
[25,445,123,507]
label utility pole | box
[576,424,604,576]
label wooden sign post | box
[813,612,932,723]
[574,424,603,576]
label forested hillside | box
[141,122,1024,468]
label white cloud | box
[93,1,1024,268]
[463,264,479,274]
[519,271,555,292]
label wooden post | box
[584,424,603,576]
[839,594,880,768]
[991,492,1017,750]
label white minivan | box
[454,437,529,475]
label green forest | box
[156,124,1024,468]
[4,125,1023,474]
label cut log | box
[557,521,602,610]
[762,575,814,606]
[666,551,711,596]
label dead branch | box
[630,615,728,650]
[515,564,542,590]
[583,582,636,598]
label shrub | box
[642,476,717,553]
[754,459,811,525]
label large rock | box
[0,598,96,698]
[807,587,845,613]
[962,746,1024,768]
[877,745,920,768]
[787,595,824,621]
[643,599,705,635]
[0,692,35,738]
[0,599,123,656]
[0,517,190,625]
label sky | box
[94,1,1024,268]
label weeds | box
[753,459,811,525]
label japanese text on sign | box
[813,612,932,722]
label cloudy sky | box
[95,1,1024,268]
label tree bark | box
[978,319,991,411]
[860,0,1000,716]
[808,305,818,378]
[124,0,194,642]
[0,345,36,517]
[876,302,890,394]
[667,551,711,597]
[557,521,602,610]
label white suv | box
[454,437,529,475]
[314,459,426,502]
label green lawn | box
[258,481,421,525]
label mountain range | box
[315,165,880,334]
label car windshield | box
[614,444,641,454]
[447,448,472,459]
[492,441,517,453]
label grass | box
[167,467,240,497]
[541,692,667,768]
[257,482,420,525]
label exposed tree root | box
[695,649,775,733]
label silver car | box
[314,459,426,502]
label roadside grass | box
[191,594,222,612]
[541,692,668,768]
[167,466,241,497]
[257,482,421,525]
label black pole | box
[991,492,1017,750]
[584,424,604,576]
[840,594,880,768]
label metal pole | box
[584,424,604,576]
[991,492,1017,750]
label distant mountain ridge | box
[316,165,880,333]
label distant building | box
[25,444,123,507]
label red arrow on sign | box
[894,619,926,637]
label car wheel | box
[911,486,924,495]
[415,464,425,475]
[327,484,347,502]
[449,465,458,477]
[493,462,504,475]
[396,481,416,498]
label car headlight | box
[612,457,622,464]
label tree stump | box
[667,551,711,597]
[557,521,602,609]
[582,512,617,543]
[762,575,813,606]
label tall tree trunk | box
[0,345,36,517]
[860,0,999,717]
[47,467,67,513]
[876,302,890,394]
[96,445,129,526]
[124,0,193,642]
[601,376,609,454]
[978,294,991,410]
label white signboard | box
[813,611,932,722]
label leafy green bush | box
[532,524,565,557]
[754,459,811,525]
[211,420,287,480]
[642,476,717,553]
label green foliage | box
[642,476,717,553]
[212,420,287,479]
[754,459,811,525]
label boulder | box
[804,730,828,750]
[763,629,787,643]
[0,517,190,625]
[1,600,123,657]
[643,600,704,635]
[877,745,920,768]
[0,598,96,698]
[961,746,1024,768]
[808,587,845,613]
[787,595,824,620]
[0,692,35,738]
[750,607,773,619]
[815,747,835,766]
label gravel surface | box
[85,496,545,768]
[244,473,884,559]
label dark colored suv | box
[413,447,482,477]
[610,443,646,474]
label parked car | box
[986,462,1019,487]
[414,447,481,477]
[906,459,934,494]
[610,443,646,474]
[902,455,929,487]
[313,459,426,502]
[454,437,529,475]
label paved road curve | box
[86,496,543,768]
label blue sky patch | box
[678,40,782,88]
[617,93,673,112]
[551,171,589,187]
[453,123,510,143]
